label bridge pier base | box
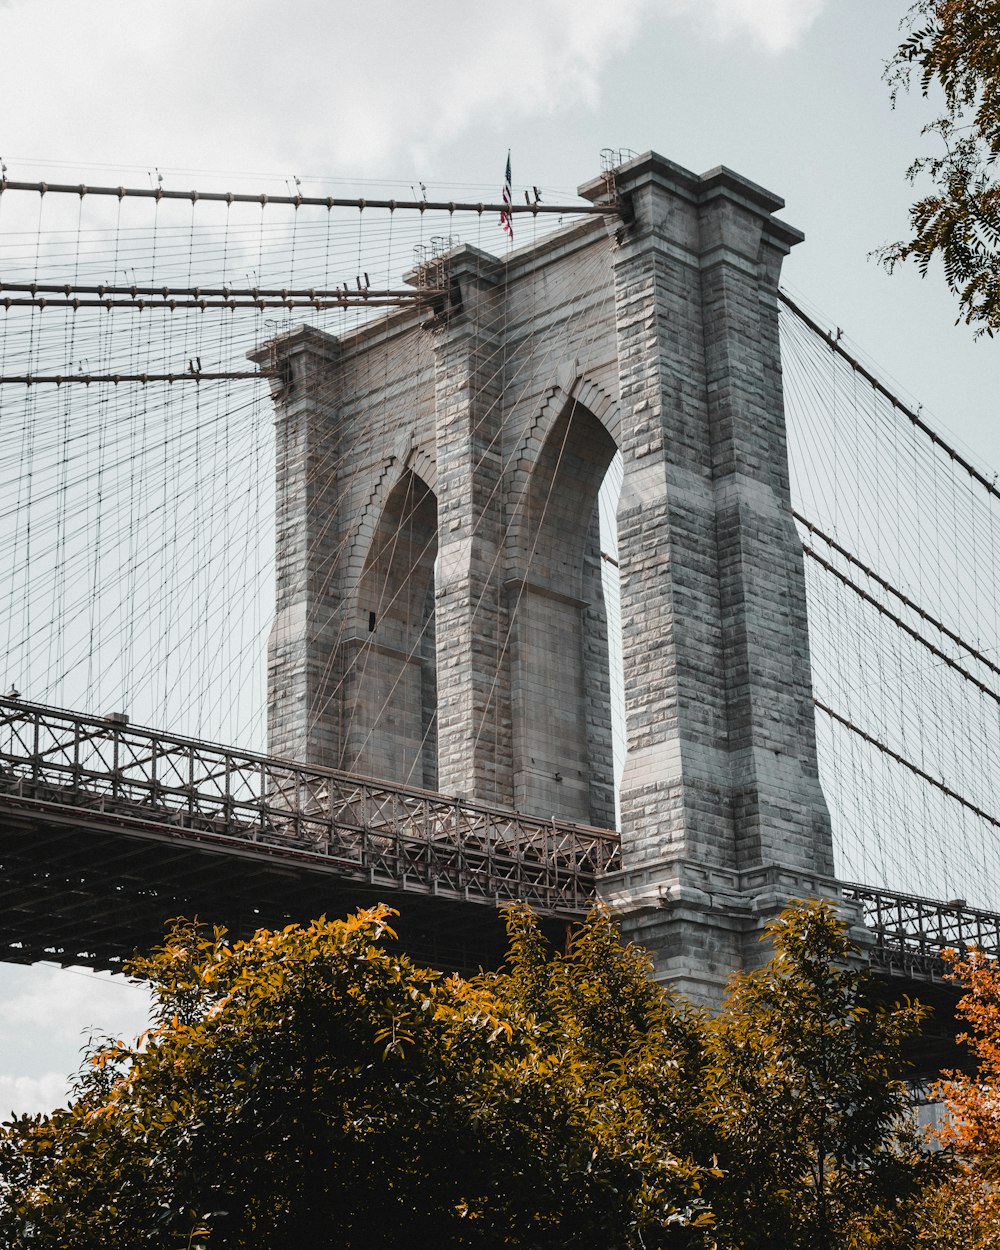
[601,864,871,1007]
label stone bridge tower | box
[259,152,841,1003]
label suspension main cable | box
[780,288,1000,506]
[803,542,1000,704]
[816,699,1000,833]
[0,178,619,218]
[795,511,1000,680]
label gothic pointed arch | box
[347,440,438,590]
[507,374,619,552]
[340,466,438,788]
[506,388,619,826]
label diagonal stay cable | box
[794,512,1000,681]
[815,699,1000,834]
[801,542,1000,704]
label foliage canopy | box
[912,946,1000,1248]
[702,901,934,1250]
[883,1,1000,334]
[0,899,957,1249]
[0,906,713,1250]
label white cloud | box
[177,0,655,173]
[0,1073,71,1120]
[427,0,652,138]
[0,964,151,1101]
[2,964,149,1041]
[667,0,827,54]
[0,0,824,185]
[0,0,653,177]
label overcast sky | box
[1,0,997,1117]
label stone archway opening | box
[510,400,619,827]
[598,450,625,828]
[344,469,438,788]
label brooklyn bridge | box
[1,151,998,1072]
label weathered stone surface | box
[261,152,848,1005]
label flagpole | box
[500,150,513,246]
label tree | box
[702,900,937,1250]
[0,906,714,1250]
[882,1,1000,334]
[936,945,1000,1169]
[0,900,950,1248]
[912,946,1000,1248]
[912,1169,1000,1249]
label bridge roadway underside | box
[865,969,967,1077]
[0,804,987,1082]
[0,796,560,976]
[0,798,972,1071]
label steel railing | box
[0,698,620,913]
[842,882,1000,977]
[3,698,997,953]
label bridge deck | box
[1,699,998,980]
[842,882,1000,978]
[0,698,618,969]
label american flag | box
[500,151,513,241]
